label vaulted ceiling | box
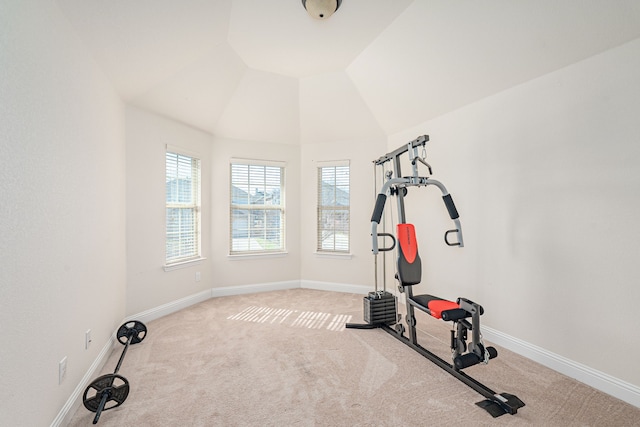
[56,0,640,144]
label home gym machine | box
[346,135,524,417]
[82,320,147,424]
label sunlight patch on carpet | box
[228,306,352,331]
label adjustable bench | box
[396,223,496,369]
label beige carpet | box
[68,289,639,426]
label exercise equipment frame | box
[347,135,524,417]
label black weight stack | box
[363,291,397,325]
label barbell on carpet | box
[82,320,147,424]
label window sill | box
[314,252,352,260]
[228,252,288,260]
[163,257,206,272]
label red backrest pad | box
[397,223,418,264]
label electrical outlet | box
[59,357,67,384]
[85,329,92,349]
[195,271,201,282]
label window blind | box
[317,163,350,252]
[166,151,201,263]
[230,161,285,254]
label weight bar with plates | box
[82,320,147,424]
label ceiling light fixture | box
[302,0,342,20]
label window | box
[166,149,201,265]
[317,162,350,253]
[230,160,285,254]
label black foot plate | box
[476,393,525,417]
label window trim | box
[164,145,202,267]
[163,257,206,272]
[316,160,350,254]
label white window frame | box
[229,159,286,256]
[317,160,350,254]
[165,146,202,269]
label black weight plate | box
[116,320,147,345]
[83,374,130,412]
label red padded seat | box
[412,294,460,319]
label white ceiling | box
[56,0,640,143]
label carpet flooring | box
[68,289,640,426]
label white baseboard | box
[212,280,300,297]
[50,336,116,427]
[128,289,213,324]
[210,280,371,297]
[300,280,371,295]
[482,326,640,408]
[127,280,367,324]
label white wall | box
[126,113,380,301]
[389,38,640,389]
[3,4,638,423]
[299,72,387,145]
[0,2,126,426]
[300,139,387,287]
[210,136,302,288]
[126,106,213,315]
[215,70,300,145]
[298,70,387,288]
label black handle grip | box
[442,194,459,220]
[371,194,387,223]
[445,229,461,246]
[377,233,396,252]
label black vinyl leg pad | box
[476,393,525,417]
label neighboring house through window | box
[230,160,285,254]
[166,148,201,265]
[317,161,350,253]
